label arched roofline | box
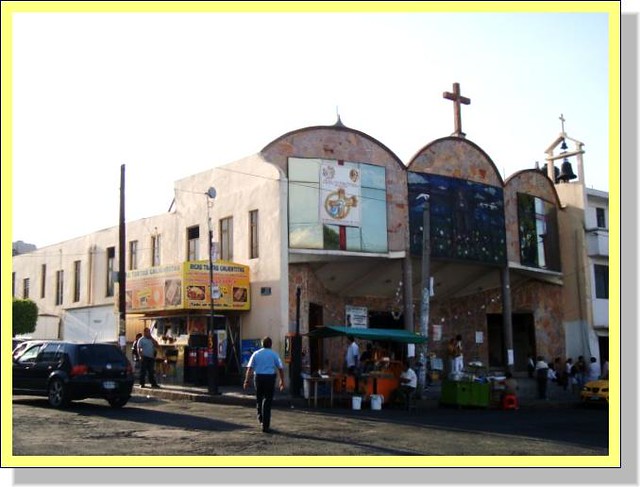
[505,169,563,208]
[260,123,406,171]
[407,136,504,186]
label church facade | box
[12,83,606,385]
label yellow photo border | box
[1,0,620,470]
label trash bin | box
[303,379,310,399]
[352,396,362,410]
[370,394,383,410]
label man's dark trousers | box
[140,356,158,387]
[255,374,276,431]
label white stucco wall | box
[173,154,288,350]
[12,154,289,350]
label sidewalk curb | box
[131,385,580,410]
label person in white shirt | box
[586,357,602,382]
[398,360,418,409]
[453,334,464,373]
[345,336,360,375]
[534,356,549,400]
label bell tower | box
[543,113,585,185]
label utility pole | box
[290,287,302,397]
[417,194,430,398]
[118,164,126,351]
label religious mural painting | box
[288,157,388,253]
[408,172,506,265]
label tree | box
[13,299,38,337]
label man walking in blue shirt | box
[243,337,286,433]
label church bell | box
[556,157,577,183]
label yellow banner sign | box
[126,260,250,312]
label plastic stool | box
[502,394,519,410]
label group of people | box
[344,336,418,409]
[528,354,608,400]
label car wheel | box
[48,378,69,408]
[107,395,130,408]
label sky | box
[9,5,615,249]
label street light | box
[206,186,219,395]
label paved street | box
[12,392,608,460]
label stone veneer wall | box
[511,280,565,362]
[428,280,564,371]
[291,260,564,372]
[289,263,399,372]
[409,137,502,187]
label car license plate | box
[103,381,116,390]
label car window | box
[77,344,126,366]
[12,342,30,358]
[17,343,45,363]
[39,343,65,362]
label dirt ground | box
[11,393,608,462]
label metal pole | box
[206,191,219,395]
[118,164,126,352]
[501,267,514,374]
[290,287,302,397]
[417,194,430,397]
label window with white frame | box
[187,226,200,261]
[106,247,115,297]
[220,217,233,261]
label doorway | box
[487,313,536,372]
[597,335,609,362]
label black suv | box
[13,341,134,408]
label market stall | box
[439,363,496,408]
[305,325,427,407]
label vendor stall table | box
[440,380,490,408]
[305,376,334,408]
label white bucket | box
[352,396,362,410]
[370,394,383,410]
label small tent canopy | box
[305,326,427,344]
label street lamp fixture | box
[206,186,219,395]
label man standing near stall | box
[344,335,361,394]
[345,336,360,374]
[243,337,285,433]
[138,328,160,389]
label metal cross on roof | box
[559,113,566,134]
[443,82,471,137]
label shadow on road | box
[12,397,247,433]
